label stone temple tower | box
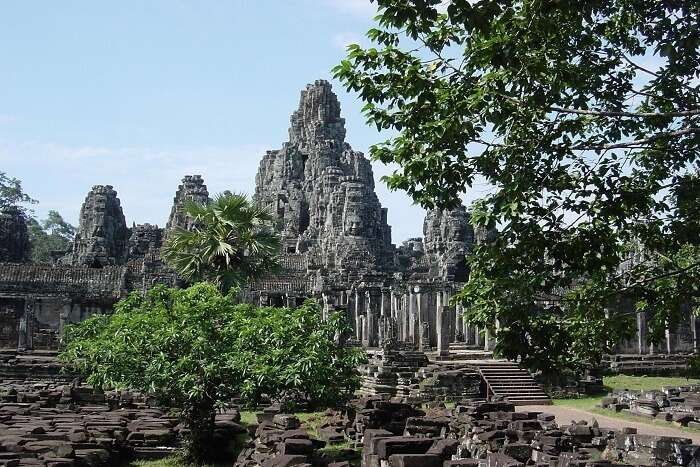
[164,175,210,240]
[0,207,30,263]
[63,185,130,267]
[254,80,394,271]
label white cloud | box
[332,32,363,50]
[0,140,270,228]
[0,115,16,125]
[325,0,377,18]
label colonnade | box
[313,284,496,353]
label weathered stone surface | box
[0,207,30,263]
[164,175,209,239]
[126,224,163,260]
[254,80,394,272]
[62,186,129,267]
[0,378,182,466]
[423,206,474,282]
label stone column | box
[416,287,426,348]
[408,289,417,344]
[59,298,72,336]
[436,290,450,357]
[365,290,376,347]
[381,290,390,319]
[354,288,362,341]
[637,312,647,354]
[18,296,36,351]
[483,327,491,352]
[358,315,366,344]
[455,304,464,342]
[397,292,406,342]
[321,292,331,321]
[346,290,354,335]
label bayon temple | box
[0,80,696,364]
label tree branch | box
[549,106,700,118]
[572,127,700,151]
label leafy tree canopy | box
[161,193,280,293]
[335,0,699,372]
[27,211,76,263]
[61,283,364,462]
[0,172,36,214]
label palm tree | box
[161,193,280,293]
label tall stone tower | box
[164,175,210,239]
[0,206,30,263]
[254,80,394,271]
[64,185,129,267]
[423,206,475,282]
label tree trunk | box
[185,395,216,463]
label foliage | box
[27,211,76,263]
[61,283,364,462]
[233,302,366,409]
[0,172,36,214]
[161,193,280,293]
[604,374,700,392]
[334,0,700,373]
[687,355,700,379]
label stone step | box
[490,384,542,391]
[506,397,553,406]
[476,362,552,405]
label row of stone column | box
[263,290,700,356]
[633,311,700,354]
[14,297,106,351]
[313,285,500,353]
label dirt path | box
[516,405,700,443]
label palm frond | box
[162,192,281,292]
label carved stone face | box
[344,212,363,236]
[342,182,369,237]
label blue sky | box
[0,0,433,242]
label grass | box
[603,374,700,392]
[239,410,256,426]
[127,458,189,467]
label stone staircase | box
[444,342,493,361]
[476,361,552,406]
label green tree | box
[61,283,364,463]
[335,1,700,372]
[161,193,280,293]
[0,172,36,213]
[27,211,77,263]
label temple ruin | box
[0,80,696,362]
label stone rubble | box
[237,398,700,467]
[601,385,700,428]
[357,346,481,402]
[0,379,244,467]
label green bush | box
[61,283,365,462]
